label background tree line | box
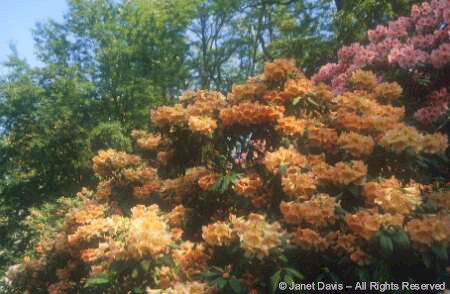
[0,0,420,275]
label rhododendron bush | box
[4,2,450,294]
[313,0,450,126]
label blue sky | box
[0,0,68,70]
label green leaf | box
[230,173,243,184]
[202,271,220,279]
[284,273,295,286]
[211,176,223,192]
[270,270,281,294]
[279,255,288,263]
[379,234,394,256]
[432,244,448,260]
[307,97,319,107]
[216,278,227,289]
[391,230,410,250]
[292,97,301,105]
[285,268,305,280]
[140,260,151,272]
[279,164,288,176]
[229,277,242,293]
[84,276,109,288]
[132,268,139,279]
[221,175,230,192]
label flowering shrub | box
[313,0,449,125]
[4,53,449,293]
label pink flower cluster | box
[313,0,450,93]
[414,88,449,124]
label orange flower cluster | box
[280,77,315,101]
[228,79,267,102]
[379,124,448,154]
[328,232,371,266]
[338,132,375,157]
[151,90,226,137]
[67,218,110,246]
[201,221,234,246]
[262,58,297,81]
[233,173,263,197]
[346,210,382,240]
[220,102,284,126]
[151,104,186,126]
[133,183,161,199]
[280,194,339,228]
[123,166,158,183]
[161,167,210,201]
[188,116,217,135]
[373,82,403,101]
[405,213,450,248]
[429,191,450,212]
[281,167,317,200]
[167,205,186,227]
[332,233,358,255]
[152,266,179,289]
[335,91,405,121]
[350,248,372,266]
[307,127,338,150]
[95,180,112,199]
[48,280,73,294]
[67,202,106,226]
[329,160,368,186]
[157,149,174,164]
[124,167,161,199]
[147,281,212,294]
[364,180,422,215]
[171,241,210,280]
[183,90,226,116]
[198,173,221,191]
[276,116,308,136]
[291,228,328,251]
[264,146,307,174]
[127,205,173,258]
[230,213,284,259]
[92,149,141,178]
[350,69,378,91]
[131,130,165,150]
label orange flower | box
[151,104,186,126]
[330,160,367,186]
[264,146,307,174]
[202,222,234,246]
[220,103,284,126]
[346,210,381,240]
[188,116,217,135]
[262,58,297,81]
[338,132,375,156]
[291,228,328,251]
[350,70,378,91]
[282,167,317,200]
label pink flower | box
[312,63,342,83]
[430,43,450,68]
[368,25,388,43]
[414,103,448,124]
[422,2,433,15]
[411,4,421,19]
